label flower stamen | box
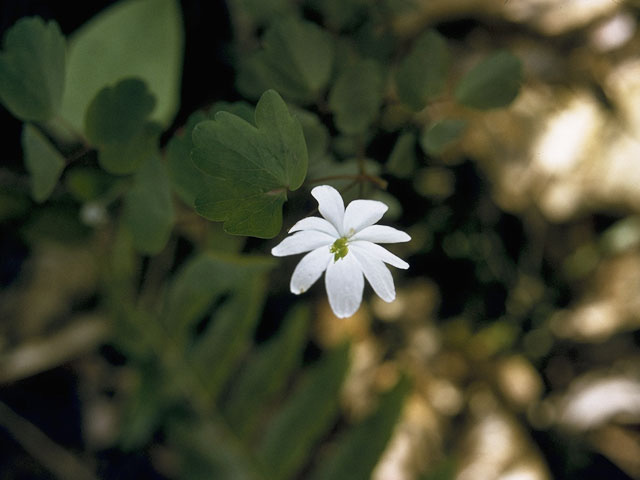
[330,237,349,262]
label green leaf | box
[21,124,65,202]
[386,131,417,178]
[169,418,261,480]
[258,342,351,480]
[85,78,160,174]
[236,17,334,104]
[211,100,255,125]
[309,376,410,480]
[454,50,522,110]
[60,0,183,130]
[290,107,329,163]
[329,59,384,134]
[164,252,274,336]
[192,89,308,238]
[222,304,309,439]
[0,17,66,121]
[119,363,173,450]
[65,167,116,202]
[167,110,211,206]
[189,275,269,399]
[420,119,467,155]
[122,154,174,254]
[308,0,366,30]
[395,30,449,111]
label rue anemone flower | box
[271,185,411,318]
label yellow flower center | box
[330,237,349,262]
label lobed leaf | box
[236,17,334,104]
[395,30,449,111]
[329,59,384,135]
[60,0,183,130]
[85,78,160,174]
[0,17,66,121]
[454,50,523,110]
[21,124,65,202]
[192,89,308,238]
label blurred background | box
[1,0,640,479]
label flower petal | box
[311,185,345,235]
[350,240,409,269]
[351,225,411,243]
[271,231,334,257]
[343,199,388,235]
[351,246,396,302]
[289,216,340,237]
[325,253,364,318]
[290,246,332,294]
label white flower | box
[271,185,411,318]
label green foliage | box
[122,154,174,254]
[420,119,467,155]
[166,110,210,206]
[387,131,418,178]
[395,30,449,111]
[309,376,410,480]
[257,342,350,479]
[21,124,65,202]
[192,90,308,238]
[329,59,385,134]
[85,78,160,175]
[237,17,334,104]
[0,17,65,121]
[2,3,532,479]
[222,305,309,440]
[61,0,183,130]
[455,50,523,109]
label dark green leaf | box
[119,363,172,450]
[395,30,449,111]
[354,21,396,62]
[0,17,65,121]
[290,107,329,163]
[164,252,274,335]
[189,275,269,399]
[386,131,417,178]
[169,418,262,480]
[222,305,310,439]
[236,17,334,104]
[329,59,384,134]
[258,343,351,480]
[21,124,65,202]
[60,0,183,130]
[420,119,467,155]
[308,0,366,30]
[211,100,255,125]
[192,89,308,238]
[122,154,174,254]
[309,376,410,480]
[454,50,522,110]
[85,78,160,174]
[167,110,211,206]
[65,167,116,202]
